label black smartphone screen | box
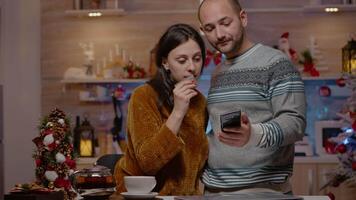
[220,110,241,131]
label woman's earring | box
[163,65,170,74]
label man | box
[198,0,306,194]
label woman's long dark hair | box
[148,23,206,110]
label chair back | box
[95,154,123,174]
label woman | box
[114,23,208,195]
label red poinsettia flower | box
[46,142,57,151]
[35,159,42,167]
[54,178,71,190]
[65,157,76,169]
[41,129,54,136]
[32,137,43,147]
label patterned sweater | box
[114,84,209,195]
[202,44,306,193]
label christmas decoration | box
[321,74,356,191]
[278,32,298,64]
[336,77,346,87]
[123,60,146,78]
[342,36,356,75]
[308,36,327,70]
[205,49,223,67]
[299,50,320,77]
[32,108,76,200]
[319,85,331,97]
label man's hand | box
[218,112,251,147]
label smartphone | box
[220,110,241,131]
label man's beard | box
[214,28,245,58]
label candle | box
[80,139,93,157]
[115,44,120,55]
[109,50,113,62]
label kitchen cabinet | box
[291,157,356,200]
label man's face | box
[199,0,247,58]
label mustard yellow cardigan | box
[114,84,208,195]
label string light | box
[88,12,102,17]
[324,7,339,13]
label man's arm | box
[250,58,306,148]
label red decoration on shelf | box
[205,49,223,66]
[319,85,331,97]
[335,144,347,154]
[300,50,320,77]
[336,77,346,87]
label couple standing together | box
[114,0,306,195]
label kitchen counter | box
[294,155,338,164]
[76,155,340,168]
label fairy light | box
[324,7,339,13]
[88,12,102,17]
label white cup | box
[124,176,156,194]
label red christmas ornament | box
[319,86,331,97]
[336,144,347,154]
[336,77,346,87]
[327,192,335,200]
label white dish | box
[121,192,158,199]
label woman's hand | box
[172,78,198,117]
[166,78,197,134]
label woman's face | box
[163,39,203,82]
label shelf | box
[64,4,356,17]
[65,8,126,17]
[129,9,196,15]
[61,78,149,84]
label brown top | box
[114,84,209,195]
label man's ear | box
[240,9,248,27]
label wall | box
[41,1,356,151]
[0,0,3,197]
[1,0,41,193]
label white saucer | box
[121,192,158,199]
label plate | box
[81,191,114,200]
[121,192,158,199]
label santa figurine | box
[278,32,298,64]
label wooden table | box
[107,193,330,200]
